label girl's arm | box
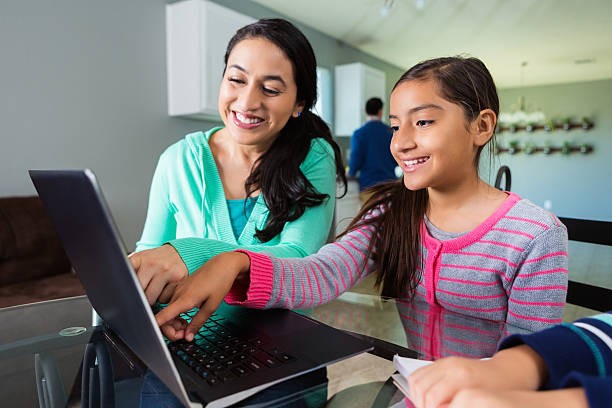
[168,138,338,274]
[225,221,377,309]
[506,224,569,331]
[153,222,376,341]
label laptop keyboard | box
[166,309,295,387]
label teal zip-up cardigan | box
[135,127,337,274]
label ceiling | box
[253,0,612,88]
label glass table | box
[0,293,530,407]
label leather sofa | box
[0,196,84,308]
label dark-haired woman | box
[130,19,346,309]
[153,56,568,341]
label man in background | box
[348,97,397,203]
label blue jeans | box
[139,370,183,408]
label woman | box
[130,19,346,307]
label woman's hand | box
[154,251,251,341]
[408,345,548,408]
[129,244,189,305]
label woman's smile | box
[232,111,265,129]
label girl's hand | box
[129,244,188,305]
[154,251,251,341]
[408,345,548,408]
[446,388,588,408]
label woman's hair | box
[224,18,347,242]
[340,56,499,298]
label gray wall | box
[6,0,605,251]
[0,0,404,250]
[495,79,612,221]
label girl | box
[153,56,569,340]
[130,19,346,306]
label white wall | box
[0,0,217,248]
[0,0,404,249]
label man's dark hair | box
[365,97,383,115]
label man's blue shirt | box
[348,119,397,191]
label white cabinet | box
[334,63,386,137]
[166,0,255,119]
[314,66,333,125]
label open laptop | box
[30,169,372,408]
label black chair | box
[494,165,511,191]
[558,217,612,312]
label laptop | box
[29,169,372,408]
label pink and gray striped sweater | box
[225,192,569,331]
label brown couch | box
[0,196,84,308]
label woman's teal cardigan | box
[135,127,337,274]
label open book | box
[392,355,433,401]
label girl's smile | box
[401,155,430,172]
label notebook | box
[30,169,372,408]
[391,355,432,402]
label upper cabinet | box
[166,0,255,119]
[314,66,333,126]
[334,63,386,137]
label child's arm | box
[408,312,612,408]
[407,344,548,408]
[152,221,377,340]
[506,224,568,331]
[445,388,588,408]
[499,312,612,407]
[225,222,377,309]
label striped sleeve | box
[499,312,612,407]
[224,223,376,309]
[506,224,569,331]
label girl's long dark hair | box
[339,57,499,298]
[224,19,346,242]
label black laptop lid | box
[29,169,196,408]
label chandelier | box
[498,62,546,127]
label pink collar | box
[422,192,521,251]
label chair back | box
[494,165,511,191]
[558,216,612,312]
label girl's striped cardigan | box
[226,192,569,332]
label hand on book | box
[405,345,548,408]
